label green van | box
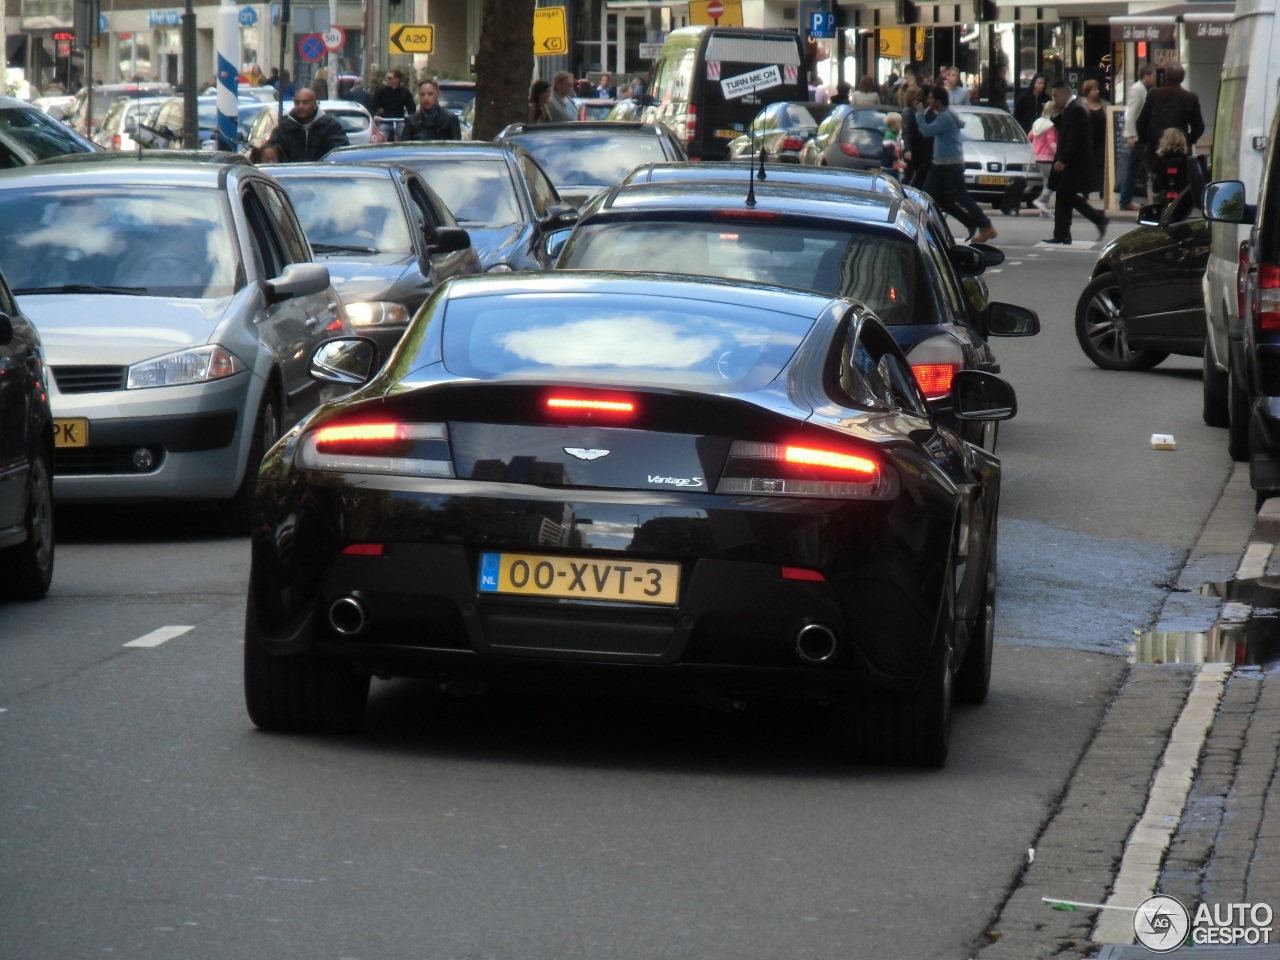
[640,26,807,162]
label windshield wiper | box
[14,284,149,295]
[311,242,379,255]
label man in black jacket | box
[402,80,461,141]
[264,89,349,161]
[1045,80,1108,244]
[1135,63,1205,173]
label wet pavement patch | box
[1131,576,1280,666]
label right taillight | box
[839,142,861,157]
[1257,263,1280,332]
[297,422,454,476]
[685,103,697,147]
[716,441,898,500]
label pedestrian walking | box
[1081,79,1109,200]
[545,71,577,122]
[264,88,349,162]
[595,73,617,99]
[944,67,971,106]
[916,84,997,243]
[311,67,329,102]
[403,79,461,141]
[1135,63,1205,176]
[987,64,1010,110]
[343,76,373,111]
[1044,80,1108,244]
[1119,64,1157,210]
[901,83,933,188]
[850,76,880,107]
[1014,73,1049,134]
[1030,102,1058,216]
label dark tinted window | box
[0,103,95,160]
[439,291,812,391]
[505,130,674,187]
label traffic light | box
[896,0,918,25]
[973,0,997,20]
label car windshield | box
[506,131,671,187]
[329,109,371,134]
[559,220,924,326]
[275,176,412,254]
[436,86,475,114]
[957,111,1026,143]
[0,104,95,159]
[1,186,238,298]
[439,291,812,391]
[403,158,522,226]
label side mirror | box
[310,337,380,385]
[1204,180,1254,225]
[267,262,330,303]
[985,301,1041,337]
[0,312,12,347]
[952,370,1017,421]
[541,202,579,227]
[947,244,987,277]
[428,225,471,255]
[1137,203,1163,226]
[545,227,573,263]
[968,241,1004,267]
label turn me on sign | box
[721,65,781,99]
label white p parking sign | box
[720,64,781,100]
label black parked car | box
[1075,185,1210,372]
[0,270,54,600]
[244,273,1018,767]
[1206,101,1280,504]
[725,101,844,164]
[554,178,1039,448]
[323,141,579,272]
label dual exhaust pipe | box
[330,596,838,664]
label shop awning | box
[1109,3,1234,41]
[1109,16,1177,42]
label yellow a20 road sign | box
[390,23,434,55]
[534,6,567,55]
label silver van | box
[1202,0,1280,453]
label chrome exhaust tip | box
[795,623,839,664]
[328,596,368,636]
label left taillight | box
[839,143,861,158]
[716,441,897,500]
[781,135,806,152]
[908,335,964,400]
[297,422,454,476]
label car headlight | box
[127,344,246,389]
[345,301,409,327]
[485,263,515,273]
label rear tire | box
[219,395,278,536]
[954,531,995,706]
[1202,339,1229,427]
[1074,275,1168,371]
[243,594,370,734]
[836,566,955,768]
[1228,361,1251,463]
[0,448,54,600]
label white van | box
[1203,0,1280,452]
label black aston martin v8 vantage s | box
[244,272,1017,767]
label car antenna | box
[746,125,758,207]
[756,146,767,181]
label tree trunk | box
[473,0,535,141]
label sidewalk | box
[972,465,1280,959]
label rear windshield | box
[440,291,813,391]
[1,186,238,298]
[274,175,412,254]
[505,131,671,187]
[559,219,925,326]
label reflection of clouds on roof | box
[498,316,721,368]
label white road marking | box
[123,625,194,648]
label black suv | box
[1206,103,1280,507]
[0,270,54,599]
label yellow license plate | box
[53,418,89,448]
[978,175,1008,185]
[716,128,740,140]
[478,552,680,605]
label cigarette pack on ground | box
[1151,433,1177,450]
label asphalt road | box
[0,214,1238,960]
